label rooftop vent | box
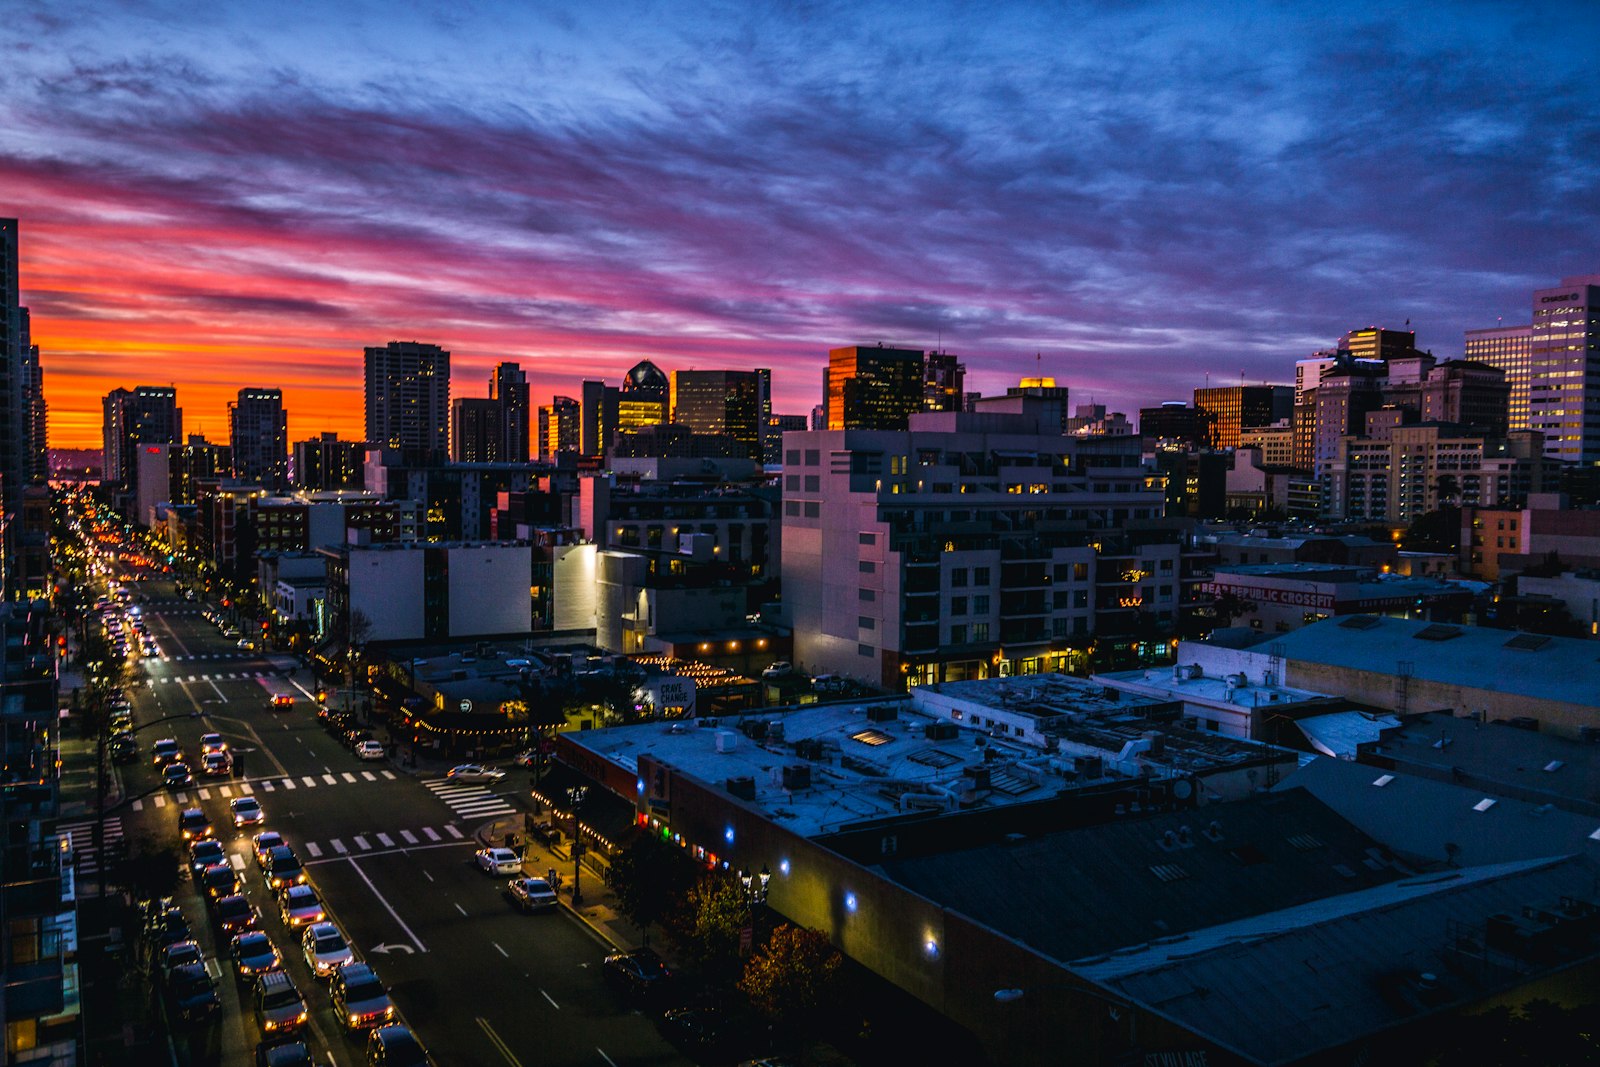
[725,776,756,800]
[1413,624,1463,642]
[781,764,811,791]
[866,705,898,723]
[1339,615,1382,630]
[1504,633,1552,651]
[924,722,959,742]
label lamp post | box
[737,864,771,955]
[566,785,587,906]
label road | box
[101,576,691,1067]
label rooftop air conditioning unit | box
[715,731,738,753]
[725,776,756,800]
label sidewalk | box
[473,813,660,955]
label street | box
[92,576,692,1067]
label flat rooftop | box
[1095,665,1326,710]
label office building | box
[922,351,965,413]
[134,436,232,524]
[971,377,1071,434]
[293,433,366,491]
[1526,275,1600,463]
[756,366,773,460]
[1326,426,1556,524]
[1139,401,1209,449]
[1064,403,1133,437]
[671,370,761,459]
[1193,385,1292,450]
[579,360,671,457]
[765,413,808,466]
[0,221,33,503]
[228,387,289,488]
[538,396,581,460]
[1237,419,1294,467]
[101,386,182,490]
[363,341,450,460]
[450,397,500,463]
[20,308,44,486]
[491,361,531,462]
[1419,360,1510,437]
[824,344,925,430]
[1464,323,1533,432]
[319,540,533,642]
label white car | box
[302,922,355,978]
[762,661,794,679]
[475,848,522,875]
[230,796,264,827]
[446,764,505,784]
[355,740,386,761]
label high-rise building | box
[973,378,1071,433]
[293,432,367,491]
[101,386,182,490]
[824,344,924,430]
[765,413,808,466]
[1327,427,1556,524]
[538,396,581,459]
[671,370,762,459]
[1339,327,1419,363]
[1139,402,1209,449]
[19,307,45,485]
[0,219,28,506]
[1238,420,1295,468]
[363,341,450,460]
[491,362,531,461]
[1463,324,1533,432]
[923,352,966,413]
[1420,361,1510,437]
[1193,385,1293,450]
[756,367,773,461]
[1526,276,1600,463]
[451,398,500,463]
[228,387,289,488]
[579,360,670,456]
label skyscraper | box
[228,387,289,487]
[101,386,182,490]
[923,351,966,413]
[293,433,366,491]
[364,341,450,460]
[1526,276,1600,463]
[538,396,581,459]
[825,344,924,430]
[451,397,500,462]
[671,370,762,458]
[580,360,671,457]
[1192,385,1293,450]
[19,307,45,485]
[1464,324,1533,432]
[491,362,531,462]
[1,220,45,498]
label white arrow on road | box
[370,942,417,955]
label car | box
[237,638,256,651]
[200,733,227,754]
[254,969,309,1036]
[345,728,374,750]
[214,893,259,934]
[152,738,183,765]
[511,749,541,768]
[110,736,138,763]
[474,848,521,876]
[163,762,194,789]
[144,907,193,959]
[302,922,354,978]
[230,930,281,981]
[252,831,285,867]
[507,876,558,913]
[264,846,307,889]
[222,626,241,638]
[278,885,325,927]
[446,764,505,784]
[202,750,233,777]
[165,961,221,1023]
[231,796,265,827]
[366,1024,430,1067]
[200,862,240,901]
[331,963,395,1030]
[179,807,214,842]
[158,939,203,982]
[812,673,847,693]
[658,1003,772,1062]
[355,740,386,761]
[761,661,794,679]
[189,839,226,879]
[255,1038,315,1067]
[270,693,295,712]
[109,710,135,731]
[602,947,673,1002]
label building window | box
[803,502,820,518]
[950,596,967,615]
[1053,591,1069,610]
[858,643,874,657]
[859,588,875,602]
[1074,590,1088,609]
[951,568,968,587]
[805,450,820,466]
[950,624,966,644]
[785,500,800,516]
[973,595,990,614]
[804,475,820,493]
[973,567,991,586]
[1074,563,1089,581]
[971,622,990,642]
[785,475,799,491]
[786,449,800,466]
[858,616,875,630]
[859,561,876,573]
[859,532,876,545]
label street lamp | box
[736,864,771,955]
[566,786,588,906]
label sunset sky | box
[5,1,1598,449]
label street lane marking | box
[377,833,394,847]
[424,870,434,882]
[422,827,440,841]
[331,839,348,854]
[198,788,211,800]
[281,778,296,790]
[153,794,166,808]
[361,771,377,781]
[493,942,509,958]
[354,836,371,850]
[399,830,418,845]
[220,786,233,797]
[132,799,144,811]
[229,853,246,871]
[597,1049,617,1067]
[475,1017,522,1067]
[305,842,322,858]
[240,781,253,794]
[381,771,396,779]
[302,776,316,787]
[454,902,467,916]
[260,780,275,791]
[207,678,227,702]
[341,772,357,783]
[539,989,559,1010]
[444,825,464,839]
[348,856,427,953]
[321,774,336,785]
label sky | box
[4,0,1598,449]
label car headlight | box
[385,1005,394,1016]
[298,1012,307,1023]
[264,1020,276,1031]
[350,1013,360,1025]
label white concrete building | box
[320,540,532,643]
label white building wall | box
[447,543,532,636]
[348,548,425,642]
[551,543,598,631]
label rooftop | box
[1263,615,1600,706]
[1095,664,1327,711]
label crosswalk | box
[423,778,518,820]
[301,822,466,861]
[57,816,124,878]
[145,671,273,685]
[161,652,268,662]
[131,770,398,811]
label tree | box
[1427,999,1599,1066]
[671,872,749,974]
[1435,474,1462,507]
[116,835,183,902]
[1401,505,1461,554]
[608,834,699,944]
[738,923,844,1031]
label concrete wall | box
[348,547,425,642]
[447,543,532,636]
[551,543,597,631]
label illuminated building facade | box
[363,341,450,461]
[1464,324,1533,432]
[824,344,925,431]
[1526,276,1600,463]
[1192,385,1292,450]
[229,387,289,488]
[537,396,581,459]
[670,370,761,459]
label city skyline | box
[5,1,1598,448]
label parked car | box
[366,1024,430,1067]
[264,846,307,889]
[473,848,521,876]
[447,764,505,784]
[158,939,203,982]
[109,736,138,763]
[231,930,281,981]
[331,963,395,1030]
[165,961,221,1023]
[254,969,308,1036]
[602,947,673,1002]
[231,796,265,827]
[506,876,558,913]
[761,661,793,679]
[355,740,386,761]
[658,1002,772,1062]
[255,1039,315,1067]
[179,807,214,842]
[279,885,325,927]
[302,922,354,978]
